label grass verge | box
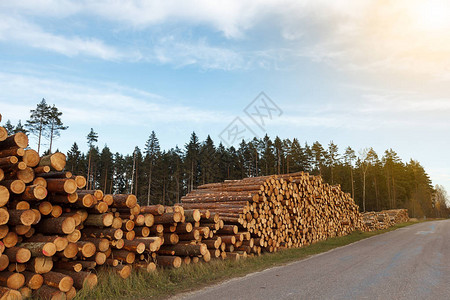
[75,221,422,300]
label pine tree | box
[159,151,173,205]
[216,142,229,181]
[171,146,184,203]
[4,120,14,135]
[14,120,27,134]
[67,142,81,173]
[144,131,161,205]
[237,140,252,178]
[289,138,306,172]
[433,185,449,218]
[367,149,381,211]
[406,159,433,217]
[326,141,339,184]
[311,141,326,175]
[45,105,68,153]
[259,135,275,175]
[282,138,292,174]
[99,145,114,194]
[25,98,50,154]
[248,138,260,177]
[382,149,402,209]
[359,147,378,211]
[124,153,134,193]
[86,128,98,190]
[184,132,200,192]
[130,146,143,197]
[273,136,284,175]
[343,146,356,200]
[200,135,218,184]
[228,146,241,179]
[113,153,127,193]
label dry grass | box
[74,221,421,299]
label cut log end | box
[14,132,29,148]
[0,208,9,225]
[9,180,26,194]
[74,176,86,189]
[126,195,137,208]
[62,217,76,234]
[42,242,57,257]
[116,265,131,279]
[7,272,25,290]
[0,127,7,142]
[59,276,74,292]
[63,179,77,194]
[0,186,9,207]
[23,149,40,167]
[80,242,96,258]
[50,152,67,171]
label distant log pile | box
[181,173,366,252]
[362,209,409,231]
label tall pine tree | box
[25,98,50,154]
[200,135,218,184]
[67,142,81,173]
[4,120,14,135]
[45,105,68,153]
[184,132,200,192]
[144,131,161,205]
[86,128,98,190]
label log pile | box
[0,111,412,298]
[181,173,366,253]
[0,114,102,298]
[385,209,409,224]
[0,112,234,298]
[0,114,156,297]
[362,209,409,231]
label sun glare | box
[413,0,450,31]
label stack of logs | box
[181,174,367,253]
[0,114,104,299]
[0,112,250,299]
[362,209,409,231]
[0,111,411,299]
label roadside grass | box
[75,221,422,300]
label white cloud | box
[0,0,272,38]
[0,71,225,126]
[279,87,450,132]
[3,0,449,76]
[0,14,257,70]
[0,15,123,60]
[149,36,247,70]
[361,94,450,114]
[288,0,450,78]
[0,1,81,18]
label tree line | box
[6,101,449,218]
[63,129,447,218]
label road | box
[173,220,450,300]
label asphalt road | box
[174,220,450,300]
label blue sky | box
[1,0,449,194]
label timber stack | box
[181,173,366,252]
[0,113,162,298]
[0,112,235,299]
[362,209,409,231]
[0,112,101,299]
[0,110,412,298]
